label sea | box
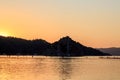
[0,56,120,80]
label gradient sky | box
[0,0,120,48]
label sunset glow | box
[0,32,10,37]
[0,0,120,48]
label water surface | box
[0,56,120,80]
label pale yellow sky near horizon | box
[0,0,120,48]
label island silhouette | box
[0,36,110,56]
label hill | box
[0,36,110,56]
[98,47,120,56]
[0,36,50,55]
[51,36,110,56]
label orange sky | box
[0,0,120,48]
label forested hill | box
[0,36,50,55]
[0,36,110,56]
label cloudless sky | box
[0,0,120,48]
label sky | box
[0,0,120,48]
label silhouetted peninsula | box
[0,36,110,56]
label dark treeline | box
[0,36,110,56]
[0,36,50,55]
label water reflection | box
[58,58,73,80]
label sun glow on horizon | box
[0,32,11,37]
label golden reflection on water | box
[0,56,120,80]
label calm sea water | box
[0,56,120,80]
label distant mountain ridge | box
[0,36,110,56]
[98,47,120,56]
